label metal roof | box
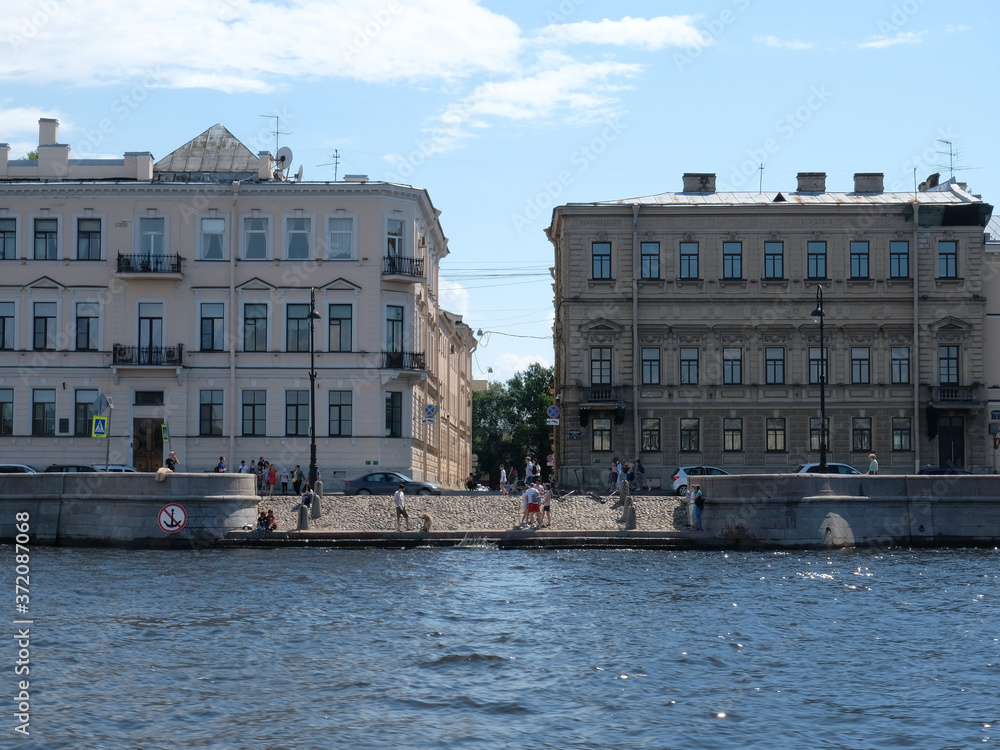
[153,124,259,173]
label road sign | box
[91,415,108,438]
[546,405,560,419]
[422,417,435,424]
[424,405,438,417]
[546,418,560,426]
[161,424,170,443]
[158,503,188,533]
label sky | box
[2,0,998,382]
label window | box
[851,347,870,384]
[32,389,55,436]
[809,417,828,451]
[34,218,58,260]
[386,305,404,352]
[938,240,957,278]
[243,304,267,352]
[641,348,660,385]
[765,347,785,384]
[892,418,911,451]
[723,347,742,385]
[387,219,404,257]
[0,303,12,350]
[200,303,225,351]
[33,302,57,350]
[0,389,11,435]
[74,388,98,436]
[77,218,101,260]
[286,304,310,352]
[327,217,352,260]
[592,417,611,451]
[640,241,659,279]
[890,240,909,278]
[329,391,353,437]
[592,242,611,279]
[679,242,699,279]
[200,218,225,260]
[724,418,743,451]
[807,241,826,279]
[809,347,827,385]
[641,418,660,452]
[135,391,164,406]
[764,241,783,279]
[242,390,266,436]
[680,347,699,385]
[140,217,164,258]
[850,241,869,279]
[385,391,402,437]
[285,390,310,437]
[766,417,785,452]
[0,219,15,260]
[75,302,99,351]
[243,217,269,259]
[329,304,352,352]
[939,345,959,385]
[286,217,311,259]
[591,348,611,385]
[852,417,872,452]
[680,418,700,451]
[722,241,742,279]
[891,347,910,384]
[199,390,223,436]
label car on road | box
[42,464,99,473]
[918,466,971,475]
[0,463,39,474]
[342,471,443,496]
[669,465,731,496]
[794,462,862,475]
[94,464,141,472]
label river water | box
[8,545,999,749]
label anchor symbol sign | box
[158,503,188,533]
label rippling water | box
[12,546,1000,749]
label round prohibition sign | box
[158,503,188,533]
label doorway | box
[133,417,164,472]
[937,415,965,469]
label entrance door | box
[937,416,965,469]
[133,418,164,472]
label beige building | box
[0,119,476,487]
[547,171,993,488]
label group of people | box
[255,508,278,532]
[685,484,704,531]
[518,481,553,528]
[499,456,543,495]
[229,458,317,498]
[392,483,432,533]
[607,458,649,494]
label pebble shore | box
[252,490,689,533]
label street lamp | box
[810,284,828,473]
[308,288,322,488]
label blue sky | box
[2,0,997,381]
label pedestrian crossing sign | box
[92,415,108,438]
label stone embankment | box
[254,490,688,533]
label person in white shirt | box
[499,464,508,496]
[393,483,411,531]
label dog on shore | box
[420,513,433,532]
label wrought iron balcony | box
[382,350,426,370]
[930,385,980,410]
[382,255,424,278]
[117,253,184,274]
[580,386,627,406]
[112,344,184,366]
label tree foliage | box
[472,363,554,487]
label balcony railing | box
[931,385,980,409]
[382,255,424,278]
[117,253,184,274]
[382,350,426,370]
[112,344,184,366]
[580,386,627,406]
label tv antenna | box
[319,149,341,181]
[259,114,291,154]
[935,139,974,180]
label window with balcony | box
[807,241,826,279]
[77,218,101,260]
[387,219,405,258]
[592,242,611,280]
[722,241,742,279]
[386,305,404,353]
[640,241,659,279]
[75,302,99,351]
[199,390,223,436]
[329,390,352,436]
[591,347,611,386]
[939,345,959,385]
[140,217,164,260]
[34,218,58,260]
[329,304,352,352]
[679,241,699,279]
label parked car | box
[794,463,862,475]
[0,463,39,474]
[94,464,141,472]
[42,464,99,473]
[918,466,971,475]
[343,472,443,496]
[669,465,731,496]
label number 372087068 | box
[14,512,30,611]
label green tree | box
[472,363,554,487]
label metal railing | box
[581,386,626,405]
[382,350,426,370]
[382,255,424,277]
[112,344,184,366]
[117,253,184,274]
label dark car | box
[42,464,99,473]
[343,471,442,496]
[918,466,971,475]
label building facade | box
[0,119,476,487]
[548,171,993,488]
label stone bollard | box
[311,479,323,519]
[622,495,637,530]
[297,503,310,530]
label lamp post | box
[810,284,828,473]
[307,288,322,488]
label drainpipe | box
[913,200,921,472]
[632,203,640,460]
[229,181,239,444]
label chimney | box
[681,172,716,193]
[796,172,826,192]
[258,151,273,181]
[0,143,8,177]
[918,172,941,192]
[853,172,884,193]
[39,118,59,146]
[125,152,154,181]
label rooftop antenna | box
[757,163,764,193]
[319,149,341,181]
[259,114,291,154]
[935,139,975,180]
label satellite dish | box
[275,146,293,170]
[295,165,304,182]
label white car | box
[794,462,862,475]
[94,464,140,472]
[669,465,731,496]
[0,463,38,474]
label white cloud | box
[756,35,813,50]
[537,15,710,50]
[439,278,470,317]
[487,351,552,384]
[945,25,971,33]
[859,31,927,49]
